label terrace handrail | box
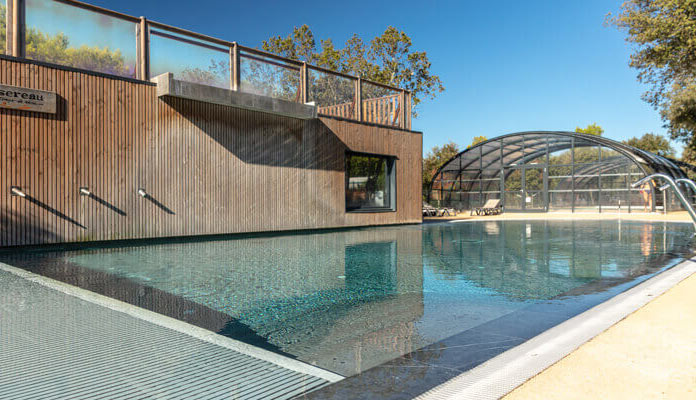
[5,0,411,129]
[632,174,696,228]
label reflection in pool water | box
[1,220,692,378]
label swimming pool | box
[2,219,693,398]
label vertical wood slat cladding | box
[0,58,422,247]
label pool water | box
[2,220,693,379]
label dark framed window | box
[346,152,396,212]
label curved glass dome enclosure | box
[428,131,691,213]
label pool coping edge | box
[414,257,696,400]
[0,261,344,383]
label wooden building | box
[0,57,422,247]
[0,1,422,247]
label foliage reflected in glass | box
[346,153,394,211]
[150,30,229,89]
[24,0,136,78]
[310,68,356,118]
[240,54,300,101]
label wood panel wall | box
[0,57,422,247]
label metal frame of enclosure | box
[428,131,691,213]
[2,0,411,129]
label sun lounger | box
[423,203,457,217]
[423,204,438,217]
[471,199,503,216]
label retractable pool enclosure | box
[428,131,691,213]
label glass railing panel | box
[1,1,6,55]
[150,28,230,89]
[239,51,300,102]
[361,81,401,127]
[310,67,356,120]
[24,0,137,78]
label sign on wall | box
[0,84,57,114]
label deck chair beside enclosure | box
[471,199,503,216]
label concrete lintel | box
[151,73,317,120]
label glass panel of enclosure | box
[574,191,600,211]
[310,68,357,120]
[239,51,301,101]
[549,192,572,210]
[573,141,600,164]
[479,142,502,169]
[526,192,545,209]
[525,167,544,191]
[24,0,137,78]
[361,81,401,127]
[149,28,230,89]
[523,136,547,165]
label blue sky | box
[73,0,677,155]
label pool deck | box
[423,211,696,399]
[503,267,696,400]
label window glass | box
[346,153,395,211]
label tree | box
[467,136,488,149]
[262,25,444,116]
[574,123,604,136]
[609,1,696,147]
[423,141,460,198]
[623,133,675,157]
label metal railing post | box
[355,78,362,122]
[300,62,308,104]
[137,16,150,80]
[405,90,411,130]
[399,90,406,129]
[10,0,26,58]
[4,0,11,55]
[230,42,240,91]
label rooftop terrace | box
[2,0,411,129]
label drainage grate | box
[0,268,332,400]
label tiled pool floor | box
[0,265,335,400]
